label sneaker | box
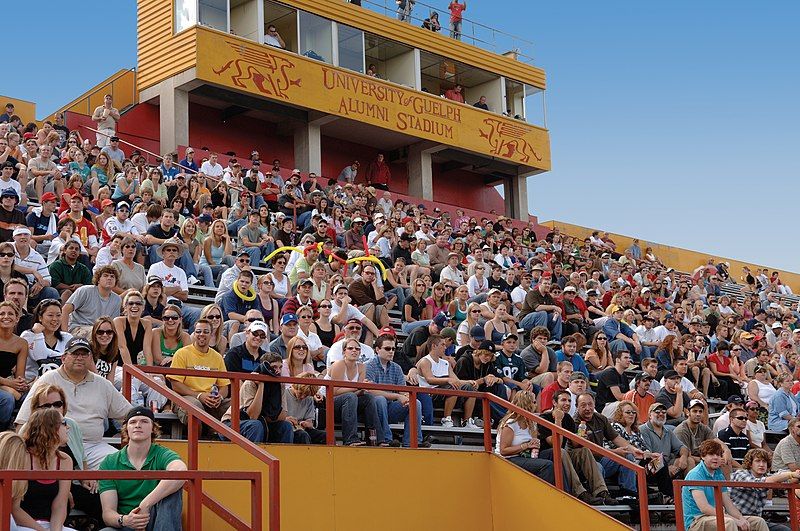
[188,275,200,285]
[577,491,604,505]
[418,440,432,448]
[472,417,484,428]
[597,491,621,506]
[465,418,481,430]
[441,416,454,428]
[388,439,401,447]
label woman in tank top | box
[0,301,29,403]
[447,284,469,326]
[495,390,554,485]
[314,299,340,349]
[113,291,153,366]
[150,304,192,367]
[16,408,75,531]
[484,303,513,346]
[200,219,234,284]
[90,317,120,383]
[255,275,280,336]
[326,338,379,446]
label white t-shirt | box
[199,161,224,177]
[467,275,489,298]
[0,178,21,197]
[658,375,696,394]
[148,261,188,292]
[297,327,323,352]
[130,212,151,234]
[652,325,678,344]
[330,300,365,323]
[510,285,528,314]
[103,216,139,240]
[326,339,375,368]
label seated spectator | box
[571,392,643,506]
[773,418,800,472]
[225,320,269,373]
[294,305,326,369]
[329,283,381,342]
[0,300,29,422]
[454,342,508,423]
[147,238,201,331]
[219,269,257,324]
[495,333,533,397]
[48,239,92,303]
[402,278,432,335]
[594,349,631,412]
[655,370,692,426]
[269,313,300,359]
[718,406,752,470]
[0,431,30,530]
[539,361,573,413]
[585,330,612,373]
[150,304,191,367]
[495,390,555,484]
[197,303,228,355]
[16,408,75,531]
[366,334,426,448]
[681,439,768,531]
[518,276,562,341]
[744,401,769,451]
[767,373,798,432]
[602,305,643,363]
[730,448,799,531]
[62,265,122,335]
[608,401,674,499]
[638,403,691,479]
[13,226,61,307]
[348,264,394,329]
[554,335,589,378]
[416,334,476,428]
[111,236,147,293]
[622,371,656,420]
[21,299,72,380]
[16,337,131,469]
[327,337,380,446]
[99,406,186,530]
[285,375,327,444]
[674,399,715,467]
[221,352,297,444]
[167,319,231,424]
[281,277,319,318]
[708,341,744,399]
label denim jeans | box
[182,305,201,333]
[223,419,294,444]
[374,395,423,446]
[242,242,276,266]
[297,210,312,229]
[508,455,555,484]
[0,389,15,430]
[333,392,379,445]
[401,320,430,335]
[385,286,405,310]
[99,489,182,531]
[600,454,637,493]
[196,263,215,287]
[519,310,562,341]
[450,19,462,39]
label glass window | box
[175,0,197,33]
[199,0,228,32]
[337,24,364,74]
[299,11,332,64]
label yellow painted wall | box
[137,0,198,90]
[161,441,628,530]
[543,220,800,293]
[0,97,36,124]
[44,69,137,121]
[195,28,550,170]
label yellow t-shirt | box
[167,343,231,393]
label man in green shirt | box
[48,239,92,302]
[99,406,186,530]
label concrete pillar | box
[408,141,445,201]
[158,79,189,156]
[507,170,538,221]
[294,113,336,175]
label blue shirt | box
[555,349,589,378]
[365,357,405,387]
[682,460,727,529]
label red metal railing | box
[128,364,651,531]
[0,470,261,530]
[673,480,800,531]
[122,365,281,531]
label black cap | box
[663,370,681,380]
[727,395,744,405]
[65,337,91,354]
[124,405,155,424]
[634,371,653,382]
[477,340,496,353]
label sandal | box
[347,441,367,446]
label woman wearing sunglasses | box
[15,408,76,531]
[150,304,191,368]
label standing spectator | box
[338,161,359,183]
[681,439,768,531]
[99,406,186,530]
[396,0,414,22]
[444,84,466,103]
[365,154,390,191]
[16,337,132,469]
[91,94,120,148]
[422,11,441,32]
[167,319,231,424]
[730,448,798,531]
[263,24,286,48]
[448,0,467,39]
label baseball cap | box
[562,286,577,293]
[247,320,270,335]
[487,288,502,296]
[569,372,588,382]
[772,322,783,329]
[65,337,91,355]
[441,327,457,341]
[352,217,364,224]
[1,188,19,200]
[740,332,755,340]
[40,192,57,202]
[727,395,744,405]
[634,371,653,382]
[534,247,546,254]
[197,214,213,223]
[477,340,496,353]
[281,313,298,326]
[116,201,130,210]
[379,327,396,336]
[688,399,706,410]
[663,370,681,380]
[501,332,518,342]
[110,136,120,142]
[648,403,668,414]
[101,199,114,208]
[333,283,348,294]
[146,275,163,286]
[298,278,314,287]
[432,312,451,329]
[469,325,486,340]
[345,318,363,327]
[124,405,155,424]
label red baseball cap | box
[379,327,396,336]
[40,192,57,202]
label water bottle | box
[577,421,588,438]
[211,384,219,398]
[368,428,377,446]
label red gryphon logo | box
[212,41,301,99]
[479,118,543,164]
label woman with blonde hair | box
[15,408,76,531]
[0,431,29,530]
[195,303,227,354]
[282,335,315,379]
[294,306,324,370]
[495,390,555,484]
[200,219,234,284]
[150,304,191,367]
[456,302,482,347]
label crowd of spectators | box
[5,103,800,525]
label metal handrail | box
[123,365,281,530]
[0,470,262,531]
[673,479,800,531]
[127,364,651,530]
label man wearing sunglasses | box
[16,337,132,469]
[718,406,751,472]
[225,320,269,373]
[215,250,251,304]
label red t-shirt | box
[449,2,466,22]
[59,212,98,248]
[707,353,731,375]
[539,381,567,412]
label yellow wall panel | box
[195,29,551,170]
[544,220,800,293]
[0,97,36,124]
[136,0,197,91]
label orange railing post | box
[789,485,799,527]
[232,378,241,433]
[0,478,10,529]
[551,432,564,492]
[325,383,336,446]
[673,480,684,531]
[252,475,263,531]
[122,368,132,401]
[713,486,725,530]
[408,389,418,449]
[636,467,650,531]
[482,397,492,453]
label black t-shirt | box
[0,206,27,241]
[655,387,691,420]
[539,410,577,450]
[404,295,426,322]
[392,243,412,264]
[595,367,627,411]
[453,355,499,385]
[718,426,749,462]
[399,326,431,372]
[147,223,178,241]
[26,211,53,236]
[488,276,510,293]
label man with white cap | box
[326,317,376,368]
[99,405,186,530]
[225,320,270,373]
[16,337,132,469]
[344,217,365,251]
[102,200,142,245]
[439,252,465,289]
[13,226,58,303]
[147,238,201,330]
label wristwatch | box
[118,514,125,527]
